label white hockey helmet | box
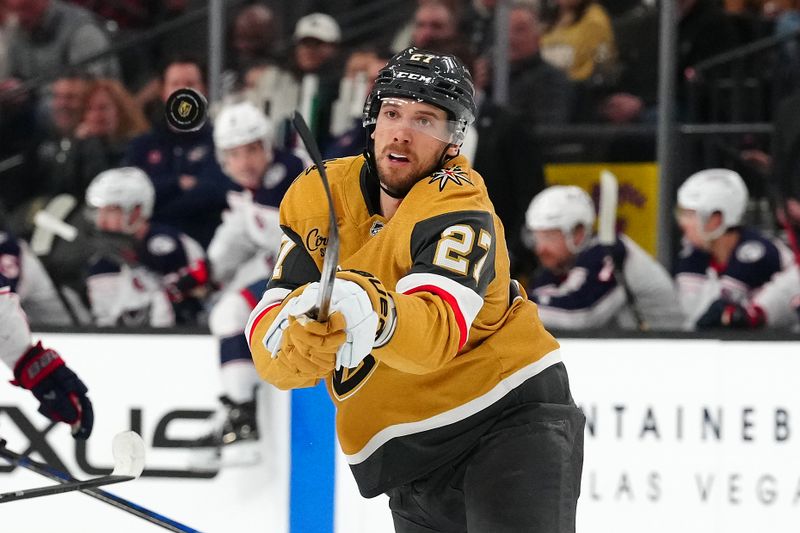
[213,101,274,156]
[526,186,595,252]
[86,166,155,219]
[677,168,748,238]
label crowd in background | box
[1,0,800,334]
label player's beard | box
[375,145,444,197]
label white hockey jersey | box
[531,234,684,330]
[0,231,71,326]
[675,227,796,329]
[207,150,302,290]
[0,275,33,369]
[86,224,207,327]
[752,263,800,328]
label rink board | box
[0,334,797,532]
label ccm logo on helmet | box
[396,71,434,84]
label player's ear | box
[446,144,460,157]
[573,224,587,247]
[131,205,143,223]
[370,131,375,140]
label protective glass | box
[366,97,463,144]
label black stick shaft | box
[0,474,132,502]
[0,441,199,532]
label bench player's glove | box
[695,299,765,329]
[12,342,94,439]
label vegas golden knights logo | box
[178,101,193,118]
[332,355,378,400]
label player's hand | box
[178,174,198,190]
[12,342,94,439]
[272,314,345,378]
[287,274,381,369]
[695,299,765,329]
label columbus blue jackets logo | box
[428,166,471,191]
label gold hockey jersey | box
[246,154,563,497]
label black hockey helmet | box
[362,47,476,144]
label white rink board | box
[0,334,797,532]
[562,338,800,533]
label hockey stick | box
[598,170,649,331]
[0,432,198,532]
[0,431,144,503]
[292,111,340,322]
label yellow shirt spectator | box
[540,2,616,81]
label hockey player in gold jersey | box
[246,47,584,532]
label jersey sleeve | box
[0,274,32,368]
[0,233,22,294]
[15,241,72,326]
[374,210,496,374]
[207,203,255,285]
[245,225,322,389]
[530,241,626,329]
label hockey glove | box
[274,313,346,378]
[695,299,766,329]
[12,342,94,439]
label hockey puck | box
[165,88,208,132]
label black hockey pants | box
[387,393,585,533]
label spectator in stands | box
[84,167,210,327]
[292,13,341,79]
[502,2,573,126]
[1,0,123,207]
[674,168,799,330]
[74,78,149,169]
[289,12,343,147]
[540,0,616,82]
[10,77,146,238]
[524,185,684,331]
[325,48,389,158]
[3,0,120,81]
[4,71,95,238]
[410,0,459,49]
[226,2,283,89]
[124,55,229,249]
[391,0,462,52]
[243,13,344,151]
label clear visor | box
[84,203,138,235]
[673,206,699,224]
[366,97,464,144]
